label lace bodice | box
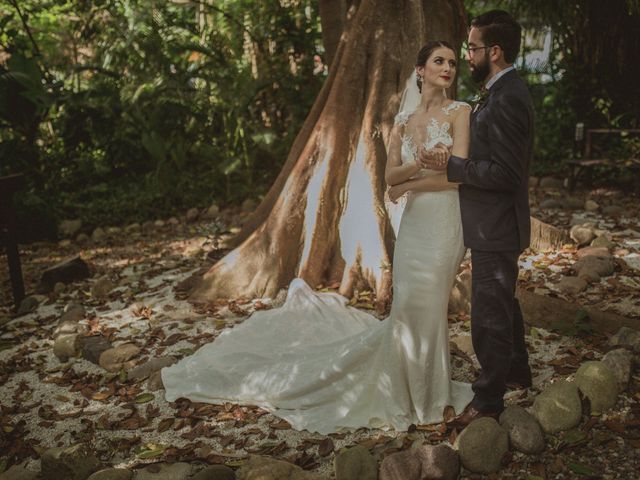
[394,101,470,174]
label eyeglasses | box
[462,44,495,55]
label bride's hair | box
[415,40,456,92]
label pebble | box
[334,445,377,480]
[191,465,235,480]
[575,361,619,414]
[91,276,116,299]
[532,380,582,433]
[53,334,80,362]
[601,348,634,390]
[499,406,545,454]
[87,469,133,480]
[457,417,508,474]
[584,199,600,211]
[40,444,101,480]
[556,276,587,294]
[99,343,141,372]
[92,227,106,242]
[237,456,321,479]
[608,326,640,352]
[128,356,177,381]
[136,463,192,480]
[379,444,459,480]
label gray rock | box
[128,356,177,381]
[99,343,141,372]
[76,233,90,244]
[574,255,615,278]
[237,455,321,479]
[539,177,564,189]
[0,464,39,480]
[576,246,612,259]
[91,276,115,300]
[147,370,165,391]
[379,444,459,480]
[565,197,584,210]
[59,219,83,239]
[539,198,563,209]
[608,326,640,352]
[168,217,180,226]
[451,335,475,357]
[92,227,106,242]
[584,200,600,212]
[570,224,596,246]
[58,239,72,248]
[106,226,122,235]
[191,465,235,480]
[529,176,540,187]
[53,319,80,337]
[457,417,508,474]
[556,276,587,294]
[53,334,80,362]
[602,205,624,216]
[81,335,112,364]
[53,282,66,294]
[124,223,141,234]
[202,204,220,220]
[17,296,40,316]
[334,445,377,480]
[142,221,155,233]
[532,380,582,433]
[591,235,615,249]
[602,348,634,390]
[575,361,619,414]
[499,406,545,454]
[577,268,601,284]
[136,463,192,480]
[61,303,86,323]
[40,443,101,480]
[87,468,133,480]
[38,256,91,293]
[186,208,200,222]
[154,219,166,228]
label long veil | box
[386,70,421,236]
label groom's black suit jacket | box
[447,69,533,252]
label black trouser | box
[469,249,530,412]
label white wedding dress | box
[162,101,474,435]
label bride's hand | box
[419,143,451,170]
[387,184,407,203]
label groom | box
[421,10,533,427]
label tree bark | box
[191,0,467,306]
[318,0,346,68]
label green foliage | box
[0,0,323,236]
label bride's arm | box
[388,174,456,201]
[385,125,421,186]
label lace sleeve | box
[442,101,472,115]
[394,111,411,126]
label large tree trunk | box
[318,0,347,68]
[190,0,467,306]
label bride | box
[162,41,473,435]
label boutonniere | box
[471,89,489,113]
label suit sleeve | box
[447,92,530,191]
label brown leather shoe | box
[447,404,501,429]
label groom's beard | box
[470,53,490,84]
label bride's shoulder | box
[393,110,417,126]
[442,101,472,116]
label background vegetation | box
[1,0,638,241]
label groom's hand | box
[419,143,451,171]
